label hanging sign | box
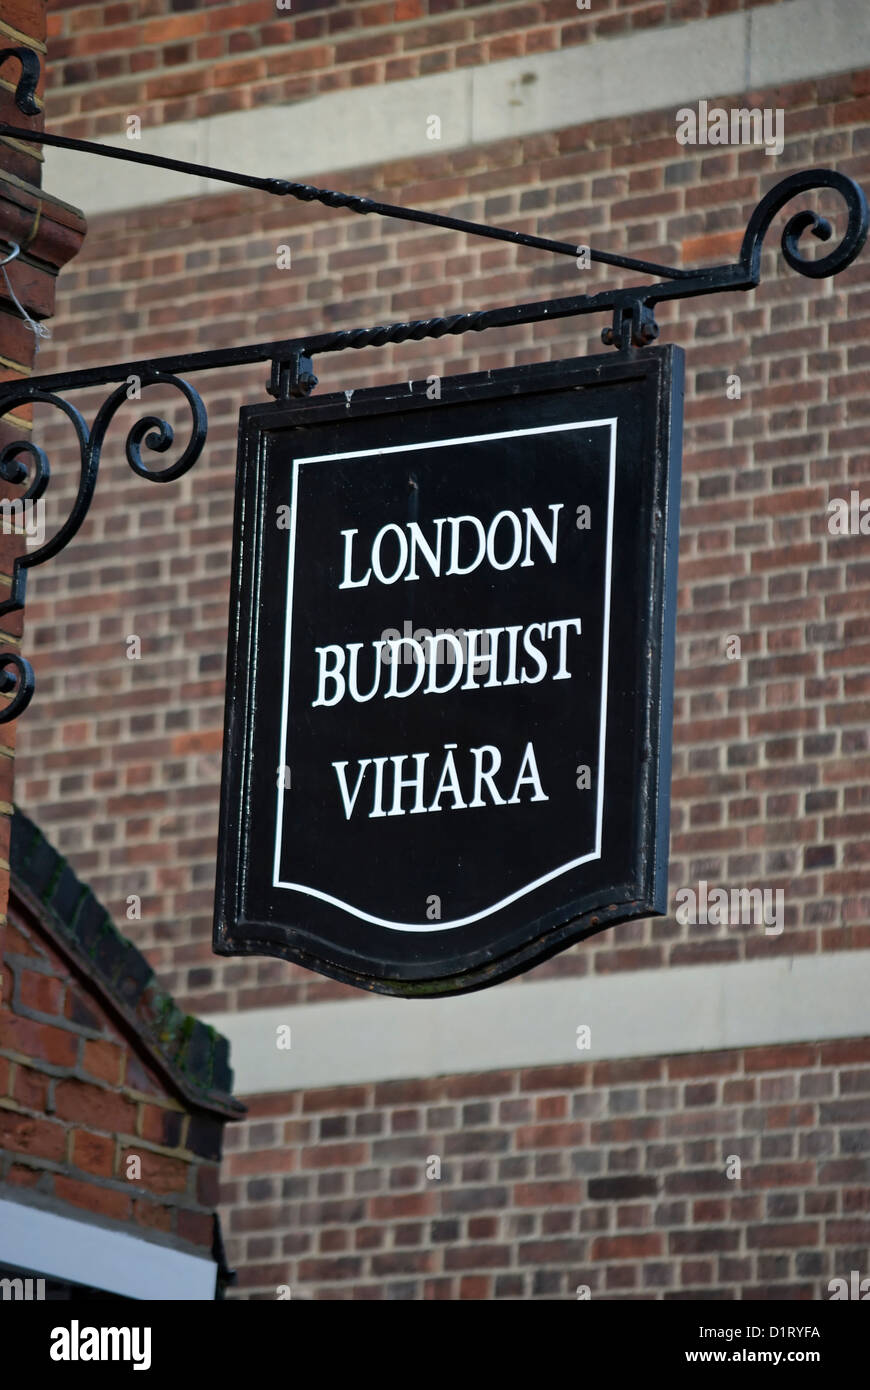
[214,346,683,995]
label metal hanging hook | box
[0,47,42,116]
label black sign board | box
[214,346,683,996]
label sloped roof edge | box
[9,809,244,1120]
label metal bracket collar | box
[268,353,318,400]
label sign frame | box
[214,345,683,997]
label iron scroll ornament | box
[0,170,866,721]
[0,47,866,294]
[740,167,869,280]
[0,376,207,718]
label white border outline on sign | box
[271,417,617,933]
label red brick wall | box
[44,0,789,139]
[0,903,219,1248]
[15,1,870,1298]
[18,72,870,1010]
[227,1042,870,1299]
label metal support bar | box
[0,119,696,281]
[0,45,686,281]
[0,36,866,725]
[1,163,866,405]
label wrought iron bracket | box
[0,54,866,722]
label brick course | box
[42,0,789,139]
[223,1041,870,1298]
[1,905,225,1245]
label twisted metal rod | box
[0,120,691,280]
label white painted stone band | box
[202,950,870,1095]
[44,0,870,218]
[0,1195,217,1299]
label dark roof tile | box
[49,863,84,927]
[73,892,111,955]
[19,833,59,900]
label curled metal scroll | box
[0,375,206,719]
[0,437,50,500]
[0,652,35,721]
[91,374,207,483]
[592,169,870,346]
[0,390,90,616]
[738,169,869,282]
